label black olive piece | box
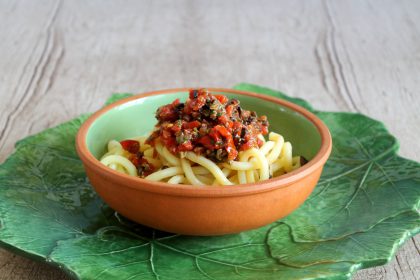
[175,103,185,111]
[192,90,198,98]
[241,127,247,138]
[228,98,239,105]
[300,156,309,166]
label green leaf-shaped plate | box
[0,84,419,280]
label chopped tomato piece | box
[226,105,234,116]
[128,154,139,167]
[261,125,268,135]
[213,125,230,138]
[182,120,201,129]
[178,141,194,151]
[257,138,264,147]
[171,124,182,133]
[215,94,228,104]
[198,136,214,150]
[226,145,238,160]
[218,115,229,125]
[120,140,140,154]
[172,98,180,106]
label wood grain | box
[0,0,419,279]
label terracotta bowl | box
[76,88,332,236]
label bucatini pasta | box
[100,89,307,186]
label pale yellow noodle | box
[116,165,126,173]
[191,166,211,175]
[292,156,301,169]
[100,155,137,176]
[101,141,124,160]
[196,175,214,185]
[108,140,122,152]
[221,167,232,177]
[257,134,266,143]
[145,167,183,181]
[157,152,170,167]
[143,156,162,168]
[109,163,118,170]
[211,168,232,185]
[281,142,293,172]
[181,158,204,186]
[155,142,164,154]
[167,175,186,184]
[267,132,284,164]
[273,168,286,177]
[102,128,301,186]
[222,161,257,171]
[143,148,154,157]
[162,145,181,166]
[155,142,179,166]
[246,169,255,183]
[229,175,239,184]
[240,148,269,181]
[140,144,152,152]
[253,170,260,181]
[185,152,233,185]
[154,142,172,165]
[260,141,275,155]
[270,159,283,174]
[238,170,247,184]
[132,136,150,151]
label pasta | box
[100,132,304,186]
[99,89,307,186]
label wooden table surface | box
[0,0,419,279]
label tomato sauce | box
[146,89,269,162]
[119,139,155,177]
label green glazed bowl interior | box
[86,90,322,162]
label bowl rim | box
[76,88,332,197]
